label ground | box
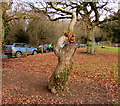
[2,46,119,104]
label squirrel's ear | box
[72,34,75,37]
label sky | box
[12,0,119,11]
[11,0,120,21]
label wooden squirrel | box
[64,33,75,44]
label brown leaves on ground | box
[2,48,119,104]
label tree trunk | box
[0,3,2,47]
[47,5,77,93]
[86,28,95,54]
[0,3,4,47]
[48,44,77,93]
[0,3,3,103]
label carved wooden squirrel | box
[64,33,75,44]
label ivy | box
[2,15,11,41]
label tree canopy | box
[1,0,119,45]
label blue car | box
[3,43,37,58]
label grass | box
[95,46,119,54]
[74,46,119,85]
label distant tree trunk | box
[0,4,2,46]
[0,3,3,101]
[0,3,4,47]
[1,1,12,45]
[48,12,77,93]
[86,25,95,54]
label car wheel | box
[32,50,37,55]
[15,52,22,58]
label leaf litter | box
[2,48,119,104]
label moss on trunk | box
[48,44,77,93]
[86,28,95,54]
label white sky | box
[11,0,120,21]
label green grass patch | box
[95,46,119,53]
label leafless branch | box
[48,2,72,15]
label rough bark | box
[48,44,77,93]
[1,1,12,44]
[0,3,3,47]
[86,24,95,54]
[0,3,3,103]
[48,7,77,93]
[86,29,95,54]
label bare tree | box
[24,0,118,93]
[28,0,118,54]
[26,14,86,46]
[44,0,118,54]
[12,0,118,93]
[44,2,77,93]
[26,14,68,45]
[1,0,41,44]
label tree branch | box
[48,2,72,15]
[99,16,119,25]
[97,2,108,9]
[89,2,99,22]
[48,2,77,56]
[67,12,76,32]
[48,16,72,21]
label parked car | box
[78,44,87,48]
[3,43,37,58]
[37,44,48,53]
[37,44,53,53]
[72,43,87,48]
